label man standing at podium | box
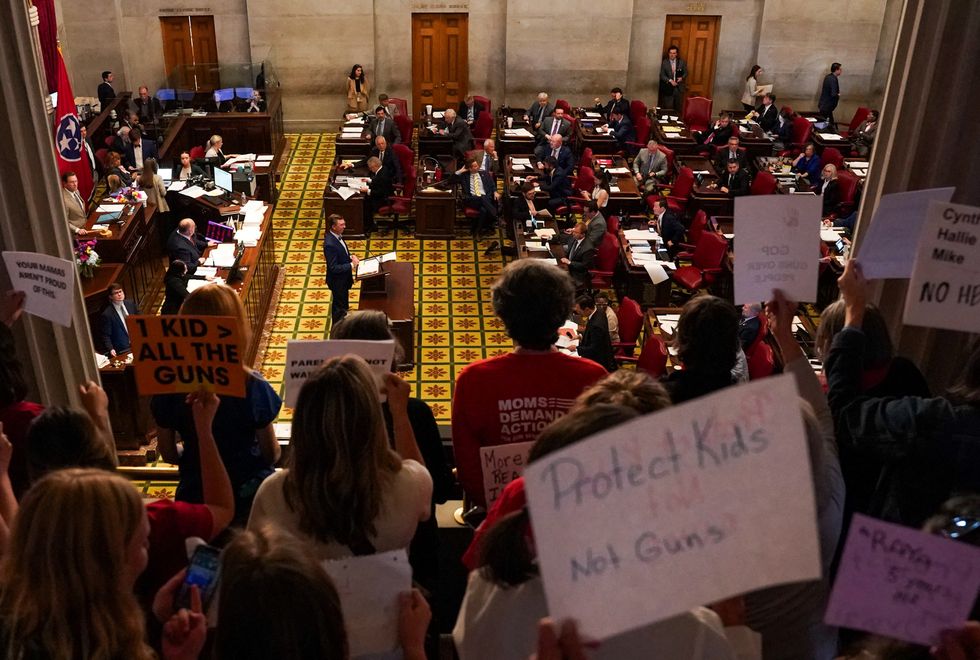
[323,213,359,324]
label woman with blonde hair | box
[249,355,431,558]
[0,468,157,659]
[204,135,228,165]
[151,283,282,523]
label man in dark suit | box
[538,107,572,143]
[659,46,687,112]
[527,93,554,132]
[534,157,573,216]
[454,157,499,235]
[342,136,402,184]
[573,295,617,372]
[457,95,486,125]
[97,70,115,108]
[594,87,630,120]
[607,111,636,149]
[367,106,402,144]
[132,86,162,125]
[440,109,474,162]
[714,136,748,172]
[695,113,734,147]
[751,93,779,133]
[717,160,750,197]
[358,156,396,233]
[648,198,686,257]
[560,221,595,290]
[472,139,500,178]
[322,214,358,324]
[123,128,158,170]
[534,134,574,181]
[98,282,139,357]
[79,125,99,185]
[819,63,842,129]
[167,219,208,275]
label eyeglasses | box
[940,516,980,541]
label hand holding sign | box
[2,252,76,327]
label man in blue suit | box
[98,283,139,356]
[534,134,574,181]
[607,110,636,150]
[819,62,842,129]
[323,214,359,323]
[123,127,158,170]
[454,158,499,235]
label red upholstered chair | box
[840,106,870,138]
[625,116,651,155]
[388,97,409,117]
[612,297,644,358]
[587,232,619,290]
[671,232,729,293]
[745,313,775,380]
[555,99,572,115]
[606,215,620,235]
[392,143,414,185]
[821,147,844,170]
[471,111,493,145]
[630,99,648,126]
[780,105,794,116]
[94,148,109,175]
[664,166,694,214]
[658,144,676,174]
[750,170,778,196]
[578,147,593,170]
[473,95,492,116]
[675,209,706,256]
[394,113,413,145]
[189,146,205,160]
[682,96,713,133]
[779,116,814,156]
[618,334,669,377]
[834,171,860,217]
[563,166,597,216]
[376,164,416,237]
[103,136,115,148]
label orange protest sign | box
[126,315,246,397]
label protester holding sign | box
[664,295,741,403]
[248,355,432,560]
[151,284,281,524]
[826,261,980,528]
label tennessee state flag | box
[53,47,93,202]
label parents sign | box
[524,375,821,641]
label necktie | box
[116,305,129,335]
[551,120,559,136]
[552,148,559,159]
[569,240,578,260]
[471,173,483,196]
[339,235,350,256]
[483,154,490,171]
[671,61,676,79]
[378,119,384,135]
[74,192,84,212]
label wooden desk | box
[591,156,643,216]
[617,227,673,307]
[574,117,618,154]
[676,156,732,217]
[357,261,416,369]
[83,203,160,315]
[513,219,562,260]
[649,113,698,155]
[415,181,456,240]
[503,155,548,224]
[495,110,537,160]
[87,92,133,150]
[167,187,246,236]
[322,161,369,239]
[731,119,775,160]
[336,118,373,158]
[417,110,454,158]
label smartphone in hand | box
[175,543,221,611]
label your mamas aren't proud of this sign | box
[126,315,246,397]
[524,374,821,642]
[903,200,980,333]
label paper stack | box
[209,244,238,268]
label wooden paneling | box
[661,15,721,101]
[159,15,220,91]
[190,16,220,90]
[412,13,468,114]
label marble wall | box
[56,0,902,130]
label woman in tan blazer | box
[346,64,369,114]
[138,158,169,214]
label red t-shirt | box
[451,351,606,507]
[140,499,214,598]
[0,401,45,498]
[462,476,528,570]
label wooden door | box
[159,15,220,91]
[661,15,720,102]
[412,13,468,116]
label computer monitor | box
[213,166,232,192]
[158,166,173,184]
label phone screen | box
[175,544,221,611]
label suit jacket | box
[633,148,668,179]
[527,102,554,129]
[609,116,636,145]
[62,187,88,232]
[443,117,474,158]
[178,163,207,180]
[161,274,189,315]
[366,166,396,207]
[99,300,138,354]
[597,97,630,119]
[539,169,572,203]
[132,96,162,123]
[323,231,354,288]
[583,213,607,251]
[356,147,402,183]
[512,196,538,223]
[654,210,686,251]
[123,139,159,169]
[368,115,402,144]
[533,144,574,180]
[714,148,748,172]
[818,73,840,114]
[578,310,617,372]
[563,236,596,281]
[755,103,779,133]
[97,82,116,108]
[109,166,133,188]
[701,121,733,146]
[718,169,750,197]
[455,169,495,200]
[458,100,486,123]
[817,178,840,216]
[166,231,207,275]
[659,57,688,95]
[471,149,500,177]
[539,116,572,141]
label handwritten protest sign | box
[733,195,821,304]
[856,187,955,279]
[903,201,980,333]
[481,441,535,508]
[825,514,980,646]
[127,315,245,397]
[2,251,75,327]
[284,339,396,408]
[524,374,821,641]
[323,549,411,656]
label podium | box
[357,261,416,369]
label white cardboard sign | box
[524,374,821,642]
[2,251,76,327]
[481,441,535,508]
[903,201,980,333]
[733,195,821,303]
[284,339,395,408]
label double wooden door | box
[661,15,721,102]
[160,15,219,91]
[412,13,468,116]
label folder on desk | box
[817,133,843,140]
